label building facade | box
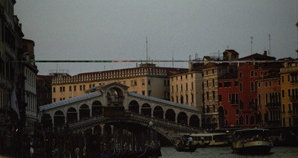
[52,64,187,103]
[36,75,53,107]
[280,61,298,127]
[0,0,26,155]
[257,70,281,127]
[218,74,239,128]
[169,70,203,109]
[202,49,239,129]
[23,39,38,134]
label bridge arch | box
[80,104,90,120]
[189,115,200,128]
[165,109,176,122]
[107,86,124,106]
[92,101,102,117]
[67,107,78,123]
[141,103,152,117]
[128,100,139,114]
[153,106,164,119]
[177,112,188,125]
[54,110,65,127]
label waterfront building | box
[238,52,276,127]
[202,49,239,129]
[169,68,203,109]
[257,63,281,127]
[23,39,38,134]
[218,72,239,128]
[52,63,187,103]
[280,60,298,127]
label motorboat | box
[231,128,273,154]
[174,134,197,152]
[190,132,229,147]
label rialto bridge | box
[39,82,202,143]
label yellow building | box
[280,61,298,127]
[52,64,187,103]
[169,70,203,109]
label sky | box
[15,0,298,75]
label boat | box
[190,132,229,147]
[231,128,273,154]
[174,134,197,152]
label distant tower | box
[296,21,298,57]
[250,36,254,54]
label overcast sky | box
[15,0,298,75]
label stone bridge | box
[39,82,202,143]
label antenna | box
[146,36,148,63]
[296,21,298,58]
[250,36,254,54]
[268,34,271,56]
[172,53,174,67]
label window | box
[218,82,222,87]
[62,86,65,92]
[142,91,145,95]
[250,71,254,77]
[83,85,85,90]
[60,87,63,92]
[250,82,254,91]
[282,90,284,97]
[224,82,231,87]
[148,79,151,85]
[148,90,151,96]
[69,86,72,91]
[212,79,215,86]
[234,81,238,86]
[191,82,194,90]
[191,94,194,103]
[218,95,222,102]
[206,92,209,100]
[239,72,242,78]
[53,98,56,102]
[212,91,215,99]
[53,87,56,93]
[80,85,82,91]
[142,79,145,85]
[212,69,214,74]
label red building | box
[237,52,276,127]
[218,73,239,127]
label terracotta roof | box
[239,53,276,61]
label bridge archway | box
[177,112,188,125]
[153,106,164,119]
[128,100,139,114]
[165,109,176,122]
[41,113,52,129]
[141,103,152,117]
[92,101,102,117]
[67,107,78,123]
[54,110,65,127]
[107,87,124,106]
[80,104,90,120]
[189,115,200,128]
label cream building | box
[52,64,187,103]
[169,70,203,110]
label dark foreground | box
[161,146,298,158]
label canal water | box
[161,146,298,158]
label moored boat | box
[231,128,273,154]
[174,134,197,152]
[190,132,229,147]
